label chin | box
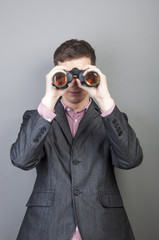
[63,91,89,106]
[67,97,84,104]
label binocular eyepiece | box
[52,68,100,89]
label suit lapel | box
[54,98,101,145]
[74,99,101,141]
[54,99,73,145]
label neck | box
[62,96,90,112]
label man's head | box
[53,39,96,110]
[53,39,96,66]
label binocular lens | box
[53,73,67,87]
[85,72,99,86]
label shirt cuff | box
[37,102,56,122]
[101,103,116,117]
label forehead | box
[58,57,91,70]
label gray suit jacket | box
[10,99,143,240]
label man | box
[10,39,143,240]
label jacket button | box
[37,134,42,139]
[117,127,121,132]
[39,127,46,135]
[72,160,79,165]
[33,138,39,143]
[118,131,123,136]
[112,119,117,124]
[74,190,80,196]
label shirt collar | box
[61,98,92,113]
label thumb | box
[76,79,88,91]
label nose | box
[69,77,79,87]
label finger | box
[47,66,70,77]
[75,79,88,91]
[82,65,96,70]
[83,67,101,76]
[54,65,70,71]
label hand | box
[76,65,115,112]
[42,66,70,111]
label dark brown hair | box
[53,39,96,66]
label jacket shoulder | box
[22,109,36,119]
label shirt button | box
[47,118,52,122]
[75,119,78,122]
[74,190,80,196]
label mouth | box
[68,90,81,95]
[68,88,81,94]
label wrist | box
[96,96,115,112]
[42,94,59,111]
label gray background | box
[0,0,159,239]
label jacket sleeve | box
[102,106,143,169]
[10,110,51,170]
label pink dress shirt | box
[38,98,115,240]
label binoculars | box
[52,67,100,89]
